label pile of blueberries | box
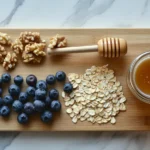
[0,71,73,124]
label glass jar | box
[127,51,150,104]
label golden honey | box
[135,58,150,95]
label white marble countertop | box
[0,0,150,150]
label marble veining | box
[0,0,25,26]
[63,0,115,27]
[0,0,150,149]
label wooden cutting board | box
[0,28,150,131]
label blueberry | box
[3,95,13,105]
[12,100,23,113]
[35,89,46,100]
[44,96,52,108]
[55,71,66,82]
[41,110,53,123]
[36,80,47,90]
[0,78,2,87]
[50,100,61,112]
[14,75,23,86]
[8,84,20,96]
[46,75,56,85]
[0,106,10,117]
[49,89,59,100]
[19,92,28,103]
[17,113,28,124]
[24,102,35,115]
[1,73,11,83]
[26,86,35,97]
[0,88,2,96]
[0,97,3,107]
[33,100,45,113]
[63,83,73,93]
[26,74,37,87]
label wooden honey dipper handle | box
[47,37,127,58]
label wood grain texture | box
[0,29,149,131]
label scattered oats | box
[77,115,81,119]
[73,107,80,114]
[73,83,78,88]
[111,117,116,124]
[100,99,106,104]
[111,111,117,116]
[88,109,95,116]
[85,113,90,118]
[75,92,81,97]
[117,86,123,92]
[119,103,126,111]
[119,97,126,103]
[66,108,72,114]
[70,113,74,118]
[76,79,81,83]
[103,102,110,108]
[62,91,65,98]
[112,98,118,104]
[115,81,120,87]
[80,109,87,116]
[72,116,78,123]
[64,97,70,102]
[78,104,82,110]
[90,94,96,100]
[89,117,95,123]
[69,99,75,105]
[99,108,104,113]
[70,92,74,98]
[112,93,117,98]
[110,77,116,82]
[65,101,70,106]
[98,93,104,98]
[102,119,108,123]
[80,117,86,121]
[62,65,126,125]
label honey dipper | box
[47,37,127,58]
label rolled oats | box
[66,108,72,114]
[72,116,77,123]
[62,65,126,125]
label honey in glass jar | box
[135,58,150,95]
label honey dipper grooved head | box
[97,37,127,58]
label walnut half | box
[19,31,41,45]
[47,34,67,50]
[0,32,11,45]
[3,52,17,70]
[22,43,46,63]
[11,39,23,54]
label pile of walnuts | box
[0,31,47,70]
[0,32,67,71]
[17,31,46,63]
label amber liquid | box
[135,58,150,94]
